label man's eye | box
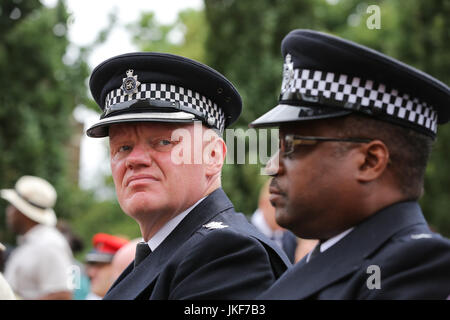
[118,145,131,152]
[158,139,172,146]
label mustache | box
[269,178,278,190]
[269,178,285,195]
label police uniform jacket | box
[258,201,450,299]
[103,188,291,300]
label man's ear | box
[203,131,226,177]
[354,140,390,182]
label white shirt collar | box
[147,197,206,251]
[306,227,354,263]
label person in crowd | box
[250,29,450,299]
[0,242,15,300]
[1,176,73,299]
[110,238,141,283]
[56,220,90,300]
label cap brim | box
[249,104,353,128]
[86,111,197,138]
[0,189,56,227]
[85,251,114,264]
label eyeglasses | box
[280,134,373,157]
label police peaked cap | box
[85,233,129,264]
[87,52,242,137]
[250,29,450,137]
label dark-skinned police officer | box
[250,29,450,299]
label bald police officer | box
[86,52,290,300]
[251,29,450,299]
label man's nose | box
[264,150,282,176]
[125,144,152,169]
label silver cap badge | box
[281,53,294,95]
[121,69,141,96]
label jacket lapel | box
[262,201,428,299]
[104,188,234,300]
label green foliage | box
[127,9,207,63]
[0,0,90,243]
[71,199,141,259]
[205,0,326,128]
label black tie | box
[134,242,152,268]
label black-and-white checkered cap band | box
[105,83,226,132]
[281,67,438,134]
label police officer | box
[250,29,450,299]
[86,52,290,299]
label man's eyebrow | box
[109,128,132,140]
[109,135,131,146]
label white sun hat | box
[1,176,57,227]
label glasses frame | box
[281,134,373,157]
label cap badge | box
[203,221,229,230]
[121,69,141,96]
[207,116,216,127]
[281,53,294,94]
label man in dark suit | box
[250,29,450,299]
[86,52,291,299]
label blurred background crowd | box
[0,0,448,299]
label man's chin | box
[274,207,290,229]
[125,203,162,217]
[121,193,166,216]
[120,195,155,217]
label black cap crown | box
[87,52,242,137]
[250,29,450,137]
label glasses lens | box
[283,135,293,156]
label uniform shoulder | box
[193,219,262,245]
[369,229,450,269]
[390,229,450,249]
[360,232,450,299]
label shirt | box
[4,224,74,299]
[306,228,354,263]
[147,197,206,251]
[0,273,15,300]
